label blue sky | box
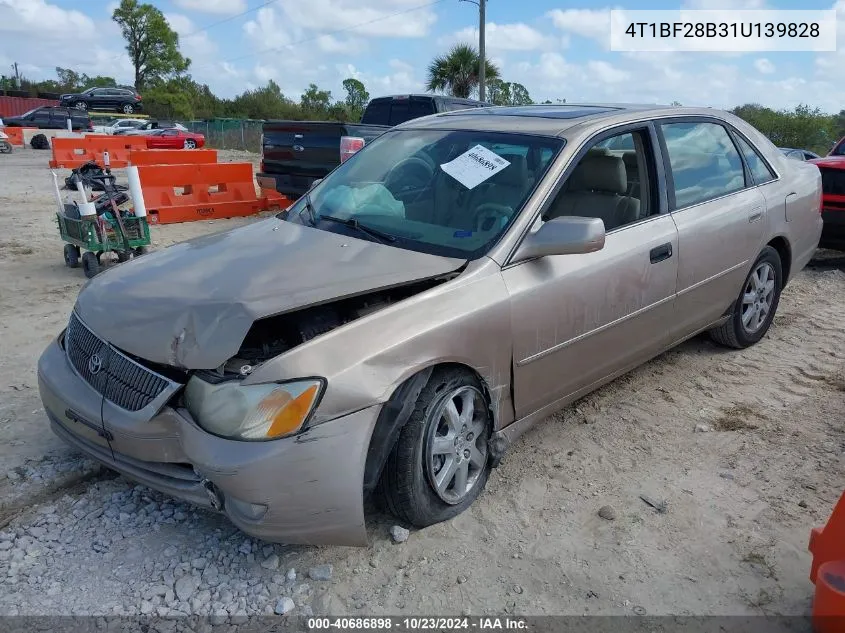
[1,0,842,112]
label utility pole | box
[12,62,21,88]
[478,0,486,102]
[459,0,487,101]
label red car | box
[809,156,845,251]
[145,128,205,150]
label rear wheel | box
[116,250,131,263]
[63,244,80,268]
[81,251,100,278]
[710,245,782,349]
[122,103,135,114]
[133,246,149,256]
[380,367,492,528]
[184,139,196,149]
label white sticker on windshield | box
[440,145,511,190]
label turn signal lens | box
[264,384,320,438]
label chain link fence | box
[183,119,264,152]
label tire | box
[74,101,87,111]
[81,251,100,279]
[710,245,782,349]
[133,246,149,256]
[122,103,134,114]
[63,244,80,268]
[0,141,12,154]
[380,367,492,528]
[184,139,196,149]
[116,250,131,263]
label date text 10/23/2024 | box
[307,617,529,630]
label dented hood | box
[74,217,465,369]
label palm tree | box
[425,43,500,99]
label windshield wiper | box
[318,215,397,244]
[301,191,318,226]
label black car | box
[2,106,92,131]
[59,87,143,114]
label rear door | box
[31,108,52,128]
[658,117,767,339]
[49,108,70,129]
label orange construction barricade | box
[2,127,36,146]
[138,162,270,224]
[810,491,845,633]
[129,148,218,166]
[49,135,146,168]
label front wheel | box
[74,101,87,110]
[380,368,492,528]
[63,244,80,268]
[81,251,100,279]
[710,245,782,349]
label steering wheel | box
[384,156,435,194]
[472,203,513,233]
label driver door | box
[502,124,680,418]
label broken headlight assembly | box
[184,376,324,441]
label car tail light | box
[340,136,365,163]
[87,120,93,130]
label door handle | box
[649,243,673,264]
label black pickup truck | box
[257,94,488,198]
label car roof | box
[398,103,729,137]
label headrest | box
[622,151,638,168]
[587,147,610,156]
[490,153,529,187]
[569,154,627,194]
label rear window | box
[388,101,411,126]
[361,100,391,124]
[410,99,435,119]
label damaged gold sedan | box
[38,104,822,545]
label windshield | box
[285,129,563,258]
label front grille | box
[65,312,171,412]
[820,167,845,196]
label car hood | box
[74,217,465,370]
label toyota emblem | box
[88,353,103,375]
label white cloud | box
[547,8,613,42]
[683,0,766,7]
[0,0,132,82]
[173,0,247,14]
[754,58,775,74]
[278,0,437,39]
[586,60,628,83]
[166,13,217,59]
[442,22,557,52]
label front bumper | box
[820,209,845,251]
[37,335,380,546]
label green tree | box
[112,0,190,90]
[487,79,532,106]
[426,43,500,99]
[731,103,836,156]
[342,78,369,120]
[300,83,332,118]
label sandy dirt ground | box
[0,147,843,618]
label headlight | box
[184,376,324,441]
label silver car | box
[37,104,822,545]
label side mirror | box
[512,216,605,263]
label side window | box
[409,99,435,118]
[543,129,655,232]
[32,109,51,124]
[661,121,746,209]
[734,134,776,184]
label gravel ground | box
[0,148,843,619]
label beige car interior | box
[544,133,652,232]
